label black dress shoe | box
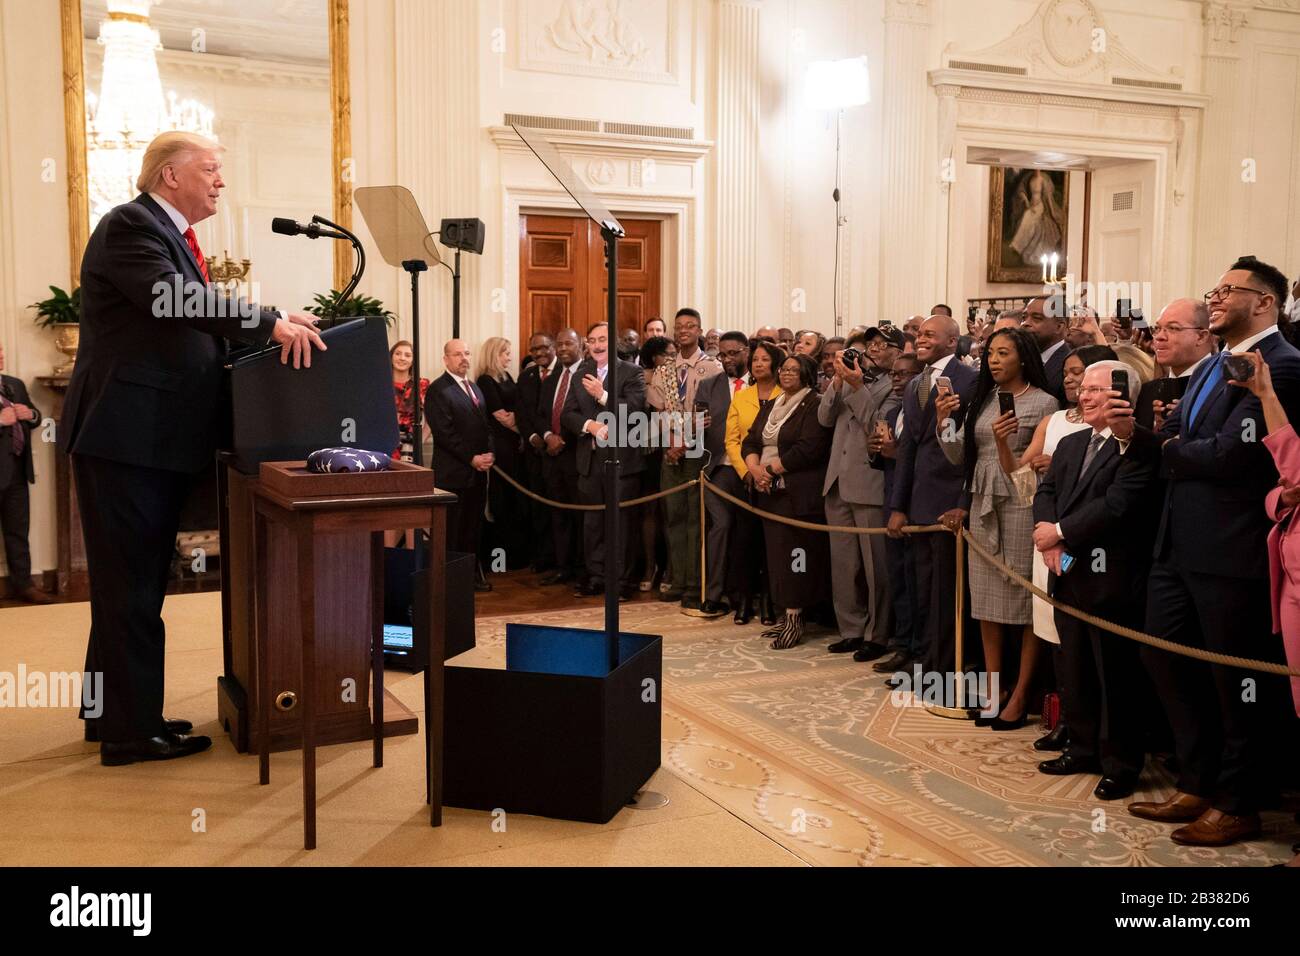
[1033,723,1069,751]
[680,594,703,611]
[475,579,493,592]
[85,718,193,743]
[989,713,1028,731]
[659,587,684,602]
[574,581,604,596]
[852,642,889,663]
[100,732,212,767]
[1093,774,1139,801]
[758,592,777,626]
[872,650,911,673]
[733,597,753,625]
[540,571,574,586]
[1038,753,1102,776]
[697,600,729,618]
[828,637,864,654]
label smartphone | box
[997,391,1016,416]
[936,375,953,395]
[1223,353,1255,382]
[1151,377,1181,404]
[1110,368,1129,399]
[1059,552,1076,574]
[1116,298,1133,322]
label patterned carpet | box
[469,601,1300,867]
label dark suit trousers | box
[917,530,957,673]
[0,468,33,590]
[523,449,554,568]
[885,535,917,653]
[445,472,486,559]
[542,449,582,576]
[1142,560,1288,813]
[578,468,639,588]
[704,467,743,603]
[1054,605,1144,777]
[73,453,194,741]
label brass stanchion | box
[698,474,707,607]
[925,528,978,720]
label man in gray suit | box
[819,331,897,657]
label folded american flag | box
[306,447,392,473]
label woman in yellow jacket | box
[723,340,784,625]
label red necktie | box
[733,377,743,394]
[551,367,571,434]
[183,227,212,284]
[539,364,550,382]
[461,379,480,408]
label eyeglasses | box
[1151,324,1206,337]
[1203,285,1268,304]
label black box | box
[443,623,662,823]
[382,548,476,671]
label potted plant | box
[30,285,81,376]
[304,289,395,327]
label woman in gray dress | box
[934,328,1058,729]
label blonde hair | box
[475,336,511,381]
[136,131,223,193]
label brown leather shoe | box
[16,586,54,605]
[1170,808,1261,847]
[1127,791,1211,822]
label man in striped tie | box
[61,131,325,766]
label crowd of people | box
[389,254,1300,858]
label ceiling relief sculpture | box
[945,0,1179,85]
[518,0,678,85]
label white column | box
[1192,1,1249,290]
[395,0,480,361]
[714,0,761,328]
[877,0,932,324]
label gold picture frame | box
[58,0,353,291]
[987,166,1069,284]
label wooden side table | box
[249,461,457,850]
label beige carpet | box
[3,593,1295,866]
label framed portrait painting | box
[987,166,1069,284]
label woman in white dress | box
[996,344,1116,748]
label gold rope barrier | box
[699,473,945,535]
[961,528,1300,678]
[490,464,699,511]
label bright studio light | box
[805,56,870,111]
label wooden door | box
[519,214,661,346]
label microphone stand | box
[310,214,367,329]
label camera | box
[841,347,861,370]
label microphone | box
[270,216,348,241]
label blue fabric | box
[1183,351,1224,431]
[306,447,392,473]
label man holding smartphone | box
[886,314,978,676]
[1115,256,1300,846]
[1032,362,1159,800]
[1134,298,1216,430]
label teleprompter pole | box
[602,225,620,672]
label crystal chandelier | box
[85,0,216,227]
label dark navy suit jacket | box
[1131,329,1300,579]
[887,358,978,524]
[60,194,278,473]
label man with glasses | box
[1134,298,1216,430]
[1115,256,1300,846]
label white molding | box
[927,68,1211,111]
[488,124,712,161]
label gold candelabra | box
[205,250,252,293]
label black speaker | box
[439,217,486,255]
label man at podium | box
[60,131,326,766]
